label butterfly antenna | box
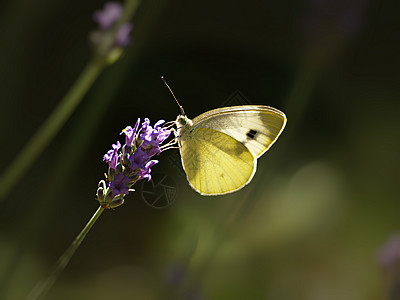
[161,76,185,115]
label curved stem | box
[0,58,105,201]
[27,206,105,300]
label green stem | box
[27,206,105,300]
[0,58,105,201]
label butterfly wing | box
[191,105,286,158]
[177,105,286,196]
[179,127,255,195]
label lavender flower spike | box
[96,118,171,209]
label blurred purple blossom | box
[90,1,134,58]
[377,233,400,271]
[93,2,123,30]
[115,22,134,47]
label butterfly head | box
[175,115,192,128]
[175,115,193,141]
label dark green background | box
[1,0,399,298]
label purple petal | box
[120,118,140,147]
[112,141,121,150]
[146,160,158,169]
[133,118,141,135]
[121,126,134,147]
[103,149,114,163]
[157,128,171,143]
[154,120,165,130]
[104,141,121,169]
[141,118,151,132]
[137,160,158,181]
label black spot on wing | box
[246,129,258,140]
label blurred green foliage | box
[1,0,399,299]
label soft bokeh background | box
[1,0,399,299]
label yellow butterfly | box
[163,78,287,196]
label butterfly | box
[162,77,286,196]
[174,105,286,195]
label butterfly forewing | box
[191,106,286,158]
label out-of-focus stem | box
[0,58,105,201]
[27,206,105,300]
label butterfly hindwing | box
[179,128,255,195]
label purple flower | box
[115,22,134,47]
[139,119,171,155]
[90,2,134,61]
[103,141,121,169]
[153,120,171,143]
[121,118,140,147]
[141,118,151,133]
[129,147,149,170]
[140,132,156,149]
[109,172,130,196]
[157,127,171,144]
[93,2,123,30]
[154,120,165,128]
[138,160,158,181]
[139,119,155,146]
[97,118,171,209]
